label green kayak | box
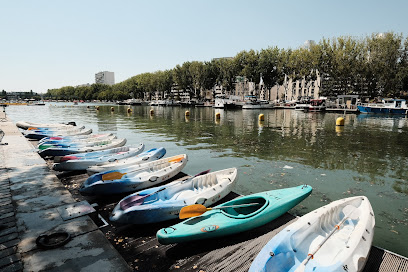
[156,185,312,244]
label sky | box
[1,0,407,93]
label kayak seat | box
[174,189,195,200]
[222,197,266,218]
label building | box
[95,71,115,85]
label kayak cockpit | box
[221,196,267,218]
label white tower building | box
[95,71,115,85]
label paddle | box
[102,171,127,181]
[179,203,261,219]
[101,156,185,181]
[119,169,211,210]
[294,205,360,272]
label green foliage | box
[44,32,408,101]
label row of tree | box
[44,32,408,101]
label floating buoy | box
[87,105,90,109]
[215,112,221,119]
[185,110,190,116]
[150,109,154,115]
[259,114,265,121]
[111,107,114,112]
[336,117,345,126]
[336,125,344,135]
[127,107,132,113]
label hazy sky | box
[1,0,407,93]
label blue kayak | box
[156,185,312,245]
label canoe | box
[156,185,312,245]
[248,196,375,272]
[16,121,76,130]
[79,154,188,195]
[38,133,114,145]
[38,138,126,157]
[52,144,144,171]
[38,133,114,146]
[87,147,167,175]
[24,127,93,140]
[38,134,117,150]
[110,168,238,224]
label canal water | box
[5,103,408,257]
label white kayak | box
[16,121,76,130]
[38,138,127,157]
[249,196,375,272]
[79,154,188,195]
[87,147,167,175]
[110,168,238,224]
[52,144,145,171]
[24,126,93,140]
[38,134,117,150]
[38,133,114,145]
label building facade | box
[95,71,115,85]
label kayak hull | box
[86,147,166,175]
[156,185,312,245]
[249,196,375,272]
[52,144,144,171]
[79,154,188,195]
[39,138,127,157]
[110,168,237,224]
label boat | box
[248,196,375,272]
[24,126,92,140]
[38,138,126,157]
[156,185,312,245]
[38,133,114,145]
[305,99,326,112]
[16,121,76,130]
[242,96,274,109]
[110,168,238,224]
[357,99,408,114]
[213,95,241,109]
[124,98,142,105]
[295,99,311,111]
[52,144,145,171]
[86,147,166,175]
[79,154,188,195]
[38,134,117,150]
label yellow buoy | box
[127,107,132,113]
[150,109,154,115]
[215,112,221,119]
[259,114,265,121]
[185,110,190,116]
[111,107,114,112]
[336,117,345,126]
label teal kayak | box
[156,185,312,245]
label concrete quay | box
[0,113,131,272]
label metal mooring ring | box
[36,232,71,249]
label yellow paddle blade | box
[179,204,210,219]
[102,171,127,181]
[27,127,39,130]
[168,156,184,163]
